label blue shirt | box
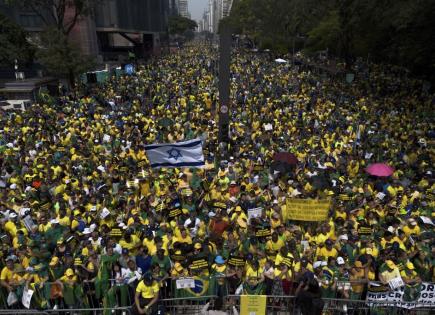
[136,254,152,274]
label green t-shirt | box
[151,255,171,272]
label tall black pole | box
[218,23,231,154]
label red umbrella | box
[273,152,298,165]
[365,163,394,177]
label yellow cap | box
[386,260,396,269]
[174,262,183,272]
[49,256,59,267]
[406,262,415,270]
[194,243,202,250]
[65,268,74,276]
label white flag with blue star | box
[144,138,205,168]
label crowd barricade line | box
[2,277,434,313]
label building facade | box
[177,0,190,19]
[200,0,232,34]
[0,0,171,61]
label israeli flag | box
[144,138,205,168]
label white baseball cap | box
[337,257,345,265]
[313,261,322,269]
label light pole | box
[218,23,231,160]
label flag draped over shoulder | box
[144,139,205,168]
[95,253,120,299]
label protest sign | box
[285,199,330,221]
[240,295,266,315]
[22,288,34,309]
[248,207,263,221]
[366,282,435,309]
[358,226,372,235]
[189,257,209,270]
[228,256,246,267]
[176,278,195,289]
[389,277,405,290]
[255,227,271,237]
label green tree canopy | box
[7,0,96,35]
[35,28,94,85]
[0,12,34,66]
[4,0,98,85]
[228,0,435,81]
[168,15,198,35]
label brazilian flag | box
[242,282,265,295]
[95,253,120,299]
[174,276,217,300]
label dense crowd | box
[0,45,434,314]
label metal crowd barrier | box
[225,295,434,315]
[159,295,219,315]
[2,278,434,314]
[0,307,132,315]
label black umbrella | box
[311,174,331,190]
[270,160,294,174]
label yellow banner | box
[285,199,330,221]
[240,295,266,315]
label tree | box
[228,0,435,82]
[35,28,94,87]
[168,15,197,35]
[0,13,34,66]
[8,0,96,35]
[6,0,98,86]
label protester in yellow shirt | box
[119,230,141,255]
[172,227,192,245]
[402,218,421,237]
[0,257,17,292]
[379,260,401,284]
[265,232,285,260]
[317,239,338,260]
[400,262,421,284]
[58,268,78,284]
[135,273,159,314]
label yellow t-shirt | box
[315,233,329,245]
[317,247,338,259]
[59,275,78,284]
[380,268,401,283]
[173,235,192,245]
[58,215,71,227]
[143,239,157,255]
[119,235,141,254]
[24,273,43,284]
[245,266,262,281]
[402,225,420,237]
[211,264,227,274]
[274,268,292,280]
[39,222,52,233]
[266,239,285,254]
[0,267,13,282]
[4,221,17,237]
[293,261,313,273]
[274,253,294,267]
[400,270,417,281]
[136,280,160,299]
